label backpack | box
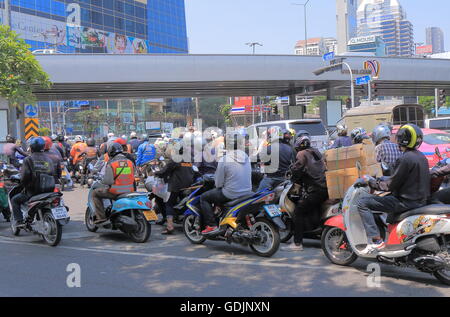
[30,158,55,194]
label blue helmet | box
[28,137,45,153]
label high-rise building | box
[426,27,445,54]
[357,0,414,57]
[336,0,358,54]
[347,35,386,56]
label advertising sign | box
[146,122,161,130]
[416,45,433,55]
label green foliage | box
[418,96,450,115]
[198,97,229,128]
[219,104,233,125]
[74,109,105,137]
[0,26,51,106]
[38,127,50,136]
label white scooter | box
[321,166,450,285]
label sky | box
[184,0,450,54]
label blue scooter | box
[85,178,155,243]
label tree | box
[74,109,105,137]
[220,104,233,125]
[38,127,50,136]
[0,26,51,106]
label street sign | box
[322,52,335,62]
[25,104,38,118]
[24,118,39,140]
[355,75,371,85]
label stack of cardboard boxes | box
[324,139,382,199]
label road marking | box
[0,236,355,273]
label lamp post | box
[245,42,263,55]
[293,0,310,55]
[62,107,78,135]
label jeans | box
[11,192,31,222]
[92,187,119,220]
[165,192,181,219]
[357,194,424,240]
[257,176,285,192]
[293,189,328,244]
[200,188,231,227]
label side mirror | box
[436,147,443,160]
[356,161,362,178]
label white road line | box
[0,236,355,273]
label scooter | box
[8,175,70,247]
[278,180,341,243]
[85,178,155,243]
[321,169,450,285]
[183,175,284,257]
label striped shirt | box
[375,140,403,168]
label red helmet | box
[43,136,52,151]
[114,138,127,146]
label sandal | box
[161,228,175,235]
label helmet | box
[114,138,127,146]
[107,142,123,158]
[57,134,64,142]
[224,131,245,150]
[28,137,45,153]
[86,138,95,147]
[141,134,149,141]
[372,124,392,145]
[75,135,83,142]
[294,135,311,151]
[102,136,108,143]
[51,134,58,142]
[130,132,137,139]
[396,124,423,149]
[295,130,310,140]
[107,132,115,139]
[121,135,127,140]
[281,128,293,142]
[6,134,16,143]
[336,124,348,137]
[43,136,53,151]
[350,127,368,144]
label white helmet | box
[130,132,137,138]
[107,132,115,139]
[75,135,83,142]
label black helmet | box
[86,138,95,147]
[107,142,123,158]
[294,135,311,151]
[28,137,45,153]
[6,134,16,143]
[281,128,292,142]
[396,124,423,150]
[57,134,64,142]
[295,130,310,140]
[102,136,108,143]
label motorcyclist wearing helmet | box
[57,134,70,160]
[257,128,296,192]
[331,124,353,149]
[285,133,328,252]
[92,142,136,224]
[372,124,402,176]
[50,134,65,159]
[129,132,141,153]
[136,134,156,167]
[154,139,195,234]
[79,138,100,185]
[11,137,59,227]
[70,135,87,167]
[3,134,28,168]
[43,136,63,181]
[351,127,371,144]
[193,135,218,175]
[99,136,109,156]
[200,131,253,235]
[357,124,430,254]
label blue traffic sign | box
[355,75,371,85]
[25,104,38,117]
[322,51,335,62]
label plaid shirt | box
[375,140,402,167]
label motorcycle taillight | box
[52,198,60,207]
[145,201,152,209]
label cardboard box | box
[325,139,377,171]
[326,163,382,199]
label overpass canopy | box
[32,54,450,101]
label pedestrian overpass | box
[33,54,450,101]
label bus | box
[339,104,426,133]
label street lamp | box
[292,0,311,55]
[245,42,263,55]
[62,107,78,135]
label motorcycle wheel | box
[321,226,357,266]
[42,211,62,247]
[183,214,206,244]
[433,252,450,285]
[250,218,280,257]
[128,212,151,243]
[85,207,99,232]
[279,214,293,243]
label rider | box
[285,133,328,252]
[431,164,450,204]
[43,136,63,181]
[372,124,403,176]
[3,135,28,168]
[11,137,59,227]
[70,135,87,168]
[129,132,141,153]
[257,128,296,191]
[91,143,136,224]
[331,124,353,148]
[357,124,430,254]
[136,134,156,167]
[350,127,371,144]
[200,131,253,235]
[80,138,99,184]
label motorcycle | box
[278,180,341,243]
[8,175,70,247]
[431,147,450,193]
[82,158,98,188]
[0,162,19,221]
[182,175,284,257]
[85,178,155,243]
[321,168,450,286]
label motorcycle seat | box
[116,192,148,200]
[29,192,62,203]
[224,193,256,207]
[393,204,450,223]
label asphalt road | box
[0,186,449,297]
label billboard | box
[416,45,433,55]
[234,97,253,108]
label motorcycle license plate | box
[51,207,69,220]
[263,204,282,218]
[143,210,158,221]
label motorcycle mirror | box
[356,161,362,178]
[192,165,199,173]
[159,156,165,161]
[436,147,442,159]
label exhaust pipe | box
[413,255,447,272]
[115,215,138,233]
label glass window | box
[136,7,145,19]
[104,14,114,28]
[115,0,124,12]
[115,17,124,30]
[124,3,134,16]
[423,134,450,145]
[125,20,135,33]
[103,0,113,10]
[91,11,103,25]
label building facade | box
[357,0,414,57]
[426,27,445,54]
[347,35,386,56]
[336,0,358,55]
[294,37,337,56]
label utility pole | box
[245,42,263,55]
[4,0,11,28]
[293,0,310,55]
